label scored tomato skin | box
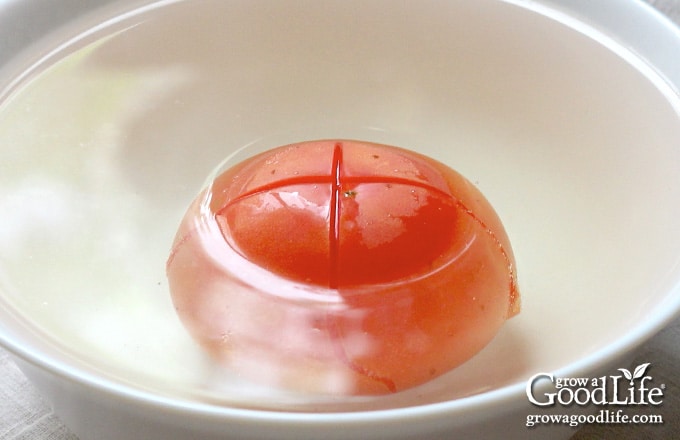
[167,140,519,395]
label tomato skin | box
[167,140,519,395]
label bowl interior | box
[1,0,680,412]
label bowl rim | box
[1,0,680,427]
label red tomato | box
[167,140,519,395]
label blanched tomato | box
[167,140,519,395]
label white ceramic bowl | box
[1,0,679,439]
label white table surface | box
[1,1,680,439]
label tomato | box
[167,140,519,395]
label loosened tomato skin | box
[167,140,519,395]
[217,183,333,285]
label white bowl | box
[1,0,679,439]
